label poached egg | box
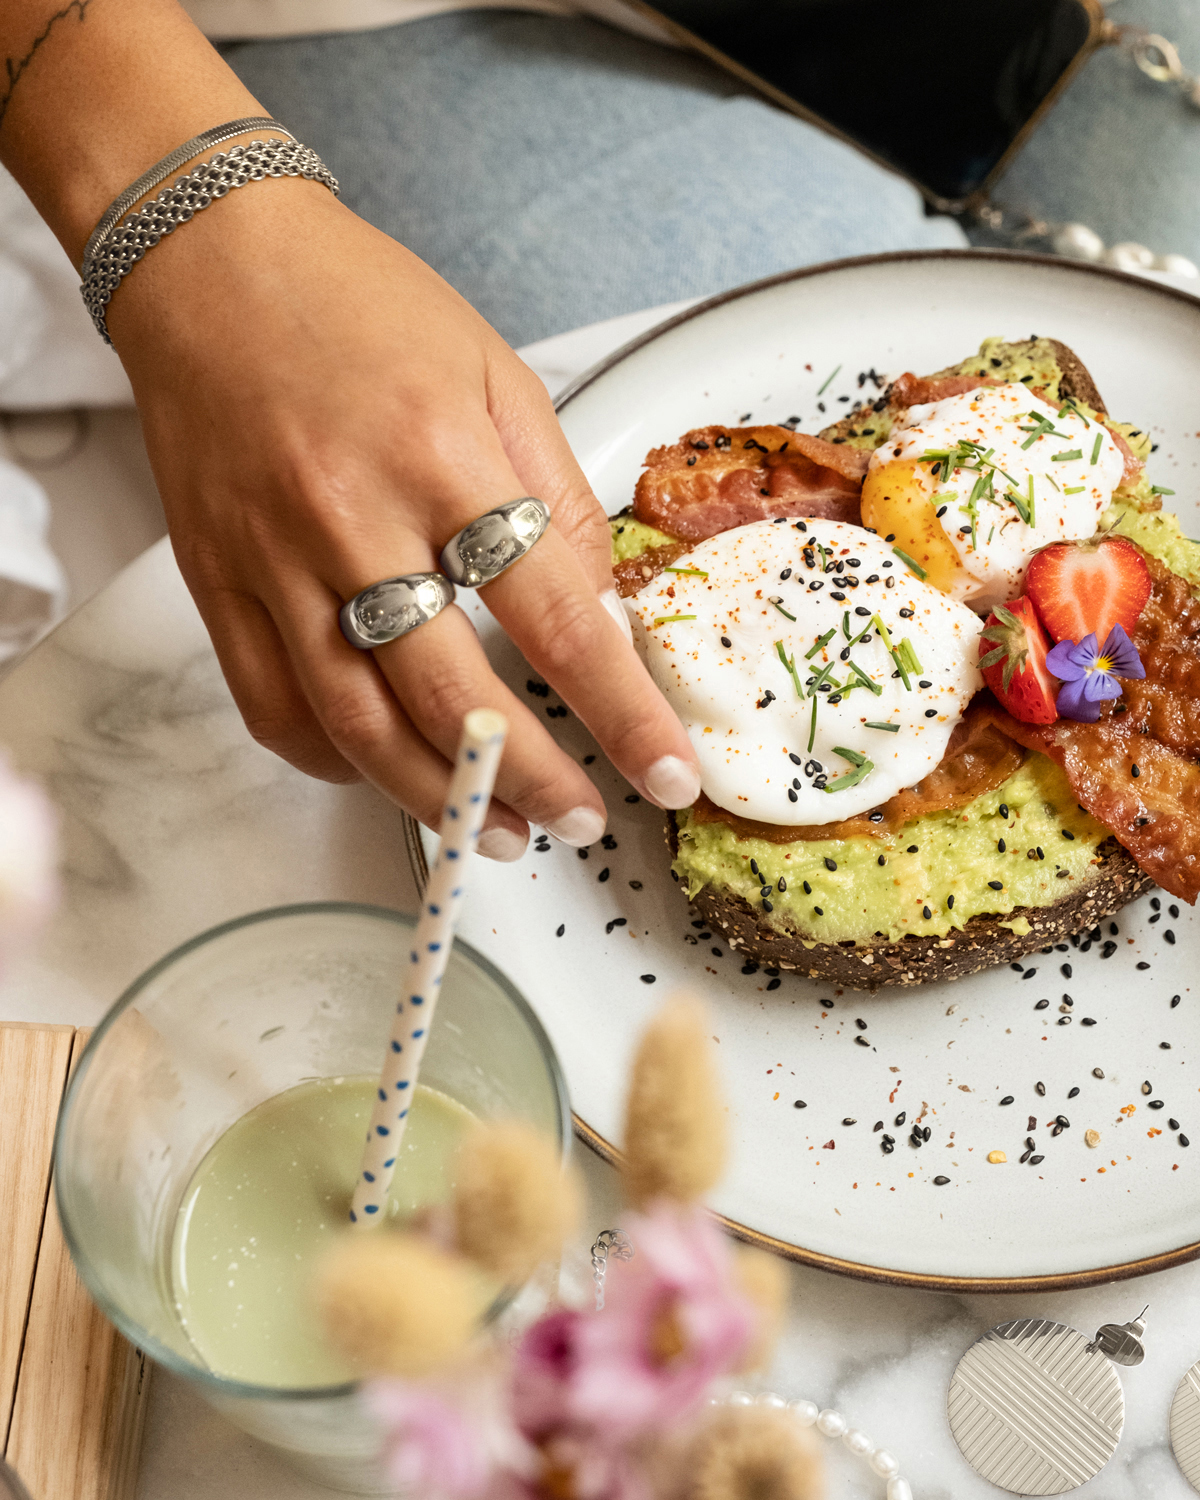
[861,384,1125,611]
[629,518,983,825]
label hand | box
[106,179,702,858]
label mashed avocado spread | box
[612,337,1197,943]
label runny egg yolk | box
[860,458,963,595]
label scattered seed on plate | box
[598,867,610,883]
[987,1151,1007,1164]
[640,974,656,984]
[1170,1118,1180,1130]
[1182,1135,1191,1148]
[1020,1149,1032,1164]
[1068,1087,1079,1098]
[1029,1154,1045,1165]
[1172,994,1182,1008]
[1085,1129,1100,1148]
[842,1117,857,1126]
[556,924,565,937]
[874,1120,883,1131]
[1028,1115,1038,1130]
[1035,999,1049,1010]
[1000,1095,1014,1105]
[854,1036,871,1047]
[1162,1042,1173,1049]
[1036,1081,1046,1096]
[1150,1100,1165,1110]
[1061,964,1073,978]
[895,1111,906,1126]
[793,1100,806,1109]
[933,1175,950,1186]
[1093,1068,1105,1079]
[1143,1081,1153,1094]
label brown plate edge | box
[413,249,1200,1293]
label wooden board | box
[2,1025,151,1500]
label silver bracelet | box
[79,136,339,344]
[80,117,292,276]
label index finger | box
[481,526,701,810]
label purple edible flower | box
[1045,624,1145,723]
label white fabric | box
[179,0,674,43]
[0,455,66,663]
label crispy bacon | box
[1106,426,1146,488]
[1122,556,1200,758]
[886,372,996,408]
[613,541,691,599]
[632,425,867,542]
[688,701,1025,843]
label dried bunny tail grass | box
[688,1407,824,1500]
[314,1231,481,1378]
[731,1244,790,1373]
[451,1120,582,1283]
[623,995,726,1209]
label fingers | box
[193,585,362,785]
[481,527,702,810]
[245,571,532,858]
[373,604,607,844]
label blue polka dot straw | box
[350,707,508,1225]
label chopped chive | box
[664,566,709,577]
[842,610,852,639]
[807,693,818,753]
[865,720,900,732]
[1051,449,1082,463]
[1090,432,1103,464]
[817,363,841,396]
[770,600,797,621]
[833,746,866,767]
[870,612,895,651]
[808,658,840,696]
[892,546,927,579]
[652,613,696,626]
[1151,485,1176,495]
[848,661,883,695]
[824,758,875,792]
[775,639,804,697]
[805,627,836,660]
[1064,485,1085,495]
[987,524,995,542]
[898,638,923,674]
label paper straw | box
[350,707,508,1225]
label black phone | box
[614,0,1106,211]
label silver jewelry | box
[80,137,339,344]
[439,497,551,588]
[589,1228,633,1310]
[339,572,455,650]
[948,1309,1148,1494]
[720,1391,910,1499]
[80,117,292,276]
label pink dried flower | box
[0,753,56,973]
[364,1374,537,1500]
[513,1204,753,1443]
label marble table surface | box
[3,298,1200,1500]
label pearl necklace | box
[721,1390,914,1499]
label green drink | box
[171,1076,474,1388]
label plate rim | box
[410,249,1200,1293]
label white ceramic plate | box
[413,251,1200,1290]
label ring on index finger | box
[439,497,550,588]
[339,571,455,649]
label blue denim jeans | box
[221,10,964,346]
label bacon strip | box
[1106,426,1145,488]
[613,541,690,600]
[632,424,867,542]
[886,372,996,408]
[688,701,1025,843]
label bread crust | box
[669,815,1154,991]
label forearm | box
[0,0,265,266]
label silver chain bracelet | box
[80,136,339,344]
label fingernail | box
[545,805,606,847]
[477,826,528,862]
[644,755,702,810]
[601,588,634,646]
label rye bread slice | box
[669,814,1153,991]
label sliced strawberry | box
[979,597,1059,724]
[1025,536,1151,645]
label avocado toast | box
[613,338,1200,989]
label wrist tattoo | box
[1,0,96,134]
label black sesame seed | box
[1023,969,1037,980]
[998,838,1007,852]
[788,752,802,765]
[924,709,937,718]
[881,1140,894,1154]
[1150,1100,1165,1109]
[711,947,722,956]
[1182,1134,1192,1147]
[1166,931,1176,944]
[907,845,919,854]
[802,881,812,895]
[855,606,871,617]
[922,905,932,920]
[830,591,846,602]
[1030,1154,1044,1165]
[865,574,879,584]
[750,859,759,876]
[793,1099,806,1108]
[1036,1082,1046,1096]
[780,568,792,580]
[874,1120,884,1131]
[1082,1017,1097,1025]
[1035,998,1049,1010]
[1171,904,1180,918]
[778,877,787,892]
[999,804,1009,818]
[933,1175,950,1186]
[878,855,886,867]
[1170,1118,1180,1129]
[854,1035,871,1047]
[625,793,640,803]
[1068,1087,1079,1098]
[578,848,589,860]
[947,894,955,909]
[640,974,655,984]
[899,609,914,619]
[1161,1042,1173,1049]
[598,868,610,882]
[584,754,596,765]
[1062,829,1075,840]
[720,635,732,648]
[787,788,798,803]
[813,906,823,916]
[766,978,781,991]
[762,899,773,912]
[922,1126,931,1141]
[1058,1016,1072,1026]
[629,880,643,890]
[825,857,838,871]
[742,963,759,975]
[1152,897,1161,910]
[1061,964,1072,978]
[1020,1149,1032,1164]
[1143,1081,1153,1094]
[895,1111,906,1126]
[842,1117,857,1126]
[988,880,1003,890]
[1172,994,1182,1008]
[1138,962,1151,970]
[1148,913,1161,923]
[1000,1095,1014,1106]
[1131,764,1140,777]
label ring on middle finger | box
[339,571,455,650]
[439,496,550,588]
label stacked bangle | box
[79,119,339,344]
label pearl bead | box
[1155,252,1200,279]
[787,1399,819,1426]
[728,1390,755,1406]
[1105,241,1154,271]
[816,1408,847,1437]
[1051,223,1104,262]
[887,1479,913,1500]
[871,1449,900,1478]
[842,1428,873,1456]
[755,1391,787,1408]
